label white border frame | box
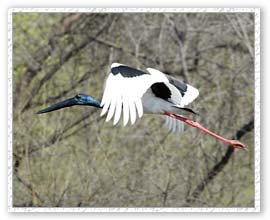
[7,7,260,212]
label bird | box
[37,63,248,150]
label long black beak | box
[36,97,78,114]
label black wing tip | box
[111,64,148,78]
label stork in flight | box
[37,63,247,150]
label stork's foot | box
[164,112,249,151]
[229,140,248,150]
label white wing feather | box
[100,63,168,126]
[180,84,199,106]
[147,68,199,107]
[101,64,198,133]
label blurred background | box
[12,12,254,207]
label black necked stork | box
[37,63,247,150]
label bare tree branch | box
[14,172,44,206]
[185,118,254,205]
[20,17,116,113]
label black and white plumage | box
[37,62,248,149]
[100,63,199,133]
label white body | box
[100,63,199,133]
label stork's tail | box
[172,105,199,117]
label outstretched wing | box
[165,74,199,106]
[153,73,198,134]
[100,63,168,126]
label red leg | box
[164,112,248,150]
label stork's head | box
[36,94,101,114]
